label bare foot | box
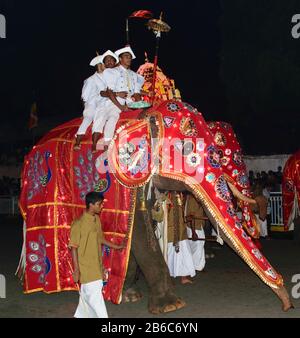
[181,276,193,284]
[74,144,81,151]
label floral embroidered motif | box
[205,172,216,184]
[179,117,198,137]
[220,122,230,130]
[207,122,216,129]
[226,204,236,217]
[232,150,243,166]
[182,102,198,114]
[175,140,194,157]
[207,145,221,168]
[215,175,232,202]
[186,153,201,167]
[214,132,227,147]
[167,102,181,113]
[163,116,176,128]
[237,170,249,188]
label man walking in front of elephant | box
[69,192,124,318]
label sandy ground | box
[0,215,299,318]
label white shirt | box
[102,65,145,105]
[81,72,106,107]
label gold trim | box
[117,188,137,303]
[24,287,78,294]
[28,202,86,209]
[102,208,129,214]
[27,202,129,215]
[54,142,60,291]
[103,232,127,237]
[27,225,71,232]
[19,202,27,220]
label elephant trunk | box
[226,181,256,205]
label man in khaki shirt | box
[69,192,124,318]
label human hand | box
[121,104,130,112]
[132,93,141,102]
[117,91,128,99]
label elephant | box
[18,100,293,314]
[282,149,300,236]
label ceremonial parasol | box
[146,12,171,103]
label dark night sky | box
[0,0,299,155]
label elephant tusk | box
[227,181,256,205]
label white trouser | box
[255,214,268,237]
[187,227,206,271]
[93,102,121,141]
[167,240,196,278]
[76,104,96,136]
[74,279,108,318]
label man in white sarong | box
[185,194,206,272]
[166,192,196,284]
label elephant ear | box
[107,119,157,188]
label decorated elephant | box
[18,100,293,314]
[282,149,300,233]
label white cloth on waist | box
[167,240,196,278]
[74,279,108,318]
[187,227,206,271]
[255,214,268,238]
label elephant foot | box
[148,292,186,314]
[272,286,294,312]
[122,288,143,303]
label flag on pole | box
[28,102,38,130]
[129,10,153,19]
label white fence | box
[269,192,284,226]
[0,196,19,215]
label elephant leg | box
[131,208,186,314]
[122,252,143,303]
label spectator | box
[249,170,254,186]
[250,184,269,239]
[275,166,283,186]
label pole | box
[151,31,161,104]
[126,18,130,45]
